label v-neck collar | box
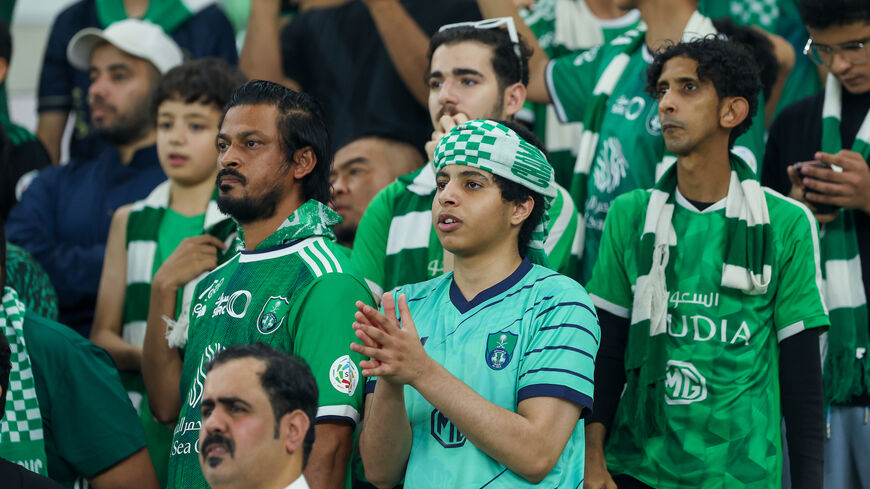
[449,259,532,314]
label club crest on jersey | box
[485,332,518,370]
[330,355,359,396]
[257,296,290,334]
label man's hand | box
[584,423,617,489]
[787,160,839,224]
[350,292,431,385]
[795,150,870,219]
[151,235,226,292]
[425,113,470,161]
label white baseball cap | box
[67,19,184,74]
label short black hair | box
[0,20,11,64]
[205,343,318,465]
[490,120,548,257]
[222,81,332,204]
[799,0,870,30]
[428,25,532,90]
[153,58,247,116]
[646,37,761,148]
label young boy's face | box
[156,98,223,186]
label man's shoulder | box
[368,165,434,214]
[395,272,453,303]
[52,0,96,29]
[763,188,818,241]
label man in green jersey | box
[354,119,599,488]
[351,20,578,297]
[0,219,160,489]
[586,38,828,489]
[483,0,772,284]
[143,81,374,489]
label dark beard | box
[333,220,356,248]
[217,182,284,225]
[91,93,155,146]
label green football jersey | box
[520,1,640,187]
[351,163,577,297]
[379,260,599,488]
[547,22,767,284]
[166,236,373,489]
[586,188,829,488]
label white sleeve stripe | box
[307,241,334,274]
[777,321,806,343]
[590,294,629,318]
[316,405,360,424]
[316,237,343,273]
[365,279,384,300]
[545,60,569,123]
[297,248,323,277]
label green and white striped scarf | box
[0,286,48,477]
[819,73,870,405]
[626,154,772,432]
[125,181,236,351]
[166,199,341,347]
[569,11,717,210]
[433,119,558,266]
[97,0,214,33]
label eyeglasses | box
[438,17,524,84]
[803,37,870,67]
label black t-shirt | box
[0,457,64,489]
[762,87,870,404]
[280,0,480,151]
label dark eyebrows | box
[216,129,266,142]
[337,157,369,170]
[426,67,485,82]
[436,167,491,181]
[201,396,252,410]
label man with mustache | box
[6,19,181,337]
[143,81,373,489]
[198,343,317,489]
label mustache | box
[216,169,246,186]
[201,433,235,467]
[437,103,459,121]
[89,95,116,114]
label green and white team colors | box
[546,11,767,284]
[351,163,577,297]
[374,260,599,488]
[586,175,828,488]
[166,201,373,489]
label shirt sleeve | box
[517,279,600,416]
[292,273,375,426]
[351,183,396,298]
[545,46,606,123]
[586,194,634,318]
[179,6,239,64]
[26,314,146,480]
[772,198,829,341]
[37,7,77,113]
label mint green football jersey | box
[351,164,578,297]
[167,236,373,489]
[375,260,599,488]
[547,27,767,284]
[586,188,829,488]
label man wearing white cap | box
[7,19,182,337]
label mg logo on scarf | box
[664,360,707,405]
[430,409,466,448]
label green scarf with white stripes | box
[0,287,48,477]
[432,119,558,267]
[626,153,772,433]
[97,0,213,32]
[819,73,870,405]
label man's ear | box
[719,96,749,130]
[510,195,534,227]
[503,82,527,118]
[281,410,310,455]
[291,147,318,180]
[0,58,9,86]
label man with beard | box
[198,343,317,489]
[6,19,181,336]
[143,81,373,489]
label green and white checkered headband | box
[433,119,557,264]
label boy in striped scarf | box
[586,38,828,489]
[762,1,870,487]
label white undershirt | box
[283,475,309,489]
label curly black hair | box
[428,25,533,90]
[645,37,761,149]
[799,0,870,30]
[153,57,247,117]
[712,18,777,102]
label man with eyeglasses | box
[351,17,578,298]
[761,1,870,487]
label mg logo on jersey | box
[431,409,466,448]
[485,332,518,370]
[664,360,707,405]
[257,296,290,334]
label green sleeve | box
[292,274,375,426]
[351,182,397,297]
[586,193,637,318]
[25,314,146,487]
[771,199,830,341]
[546,46,607,123]
[546,184,579,275]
